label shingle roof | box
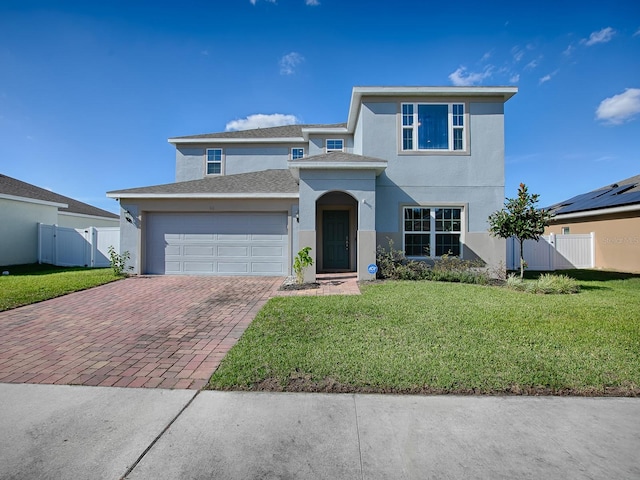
[547,174,640,215]
[289,151,387,164]
[0,174,118,219]
[170,123,347,140]
[108,169,299,196]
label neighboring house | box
[107,86,517,280]
[0,174,119,266]
[545,174,640,273]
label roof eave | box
[347,86,519,131]
[288,161,387,180]
[300,127,349,141]
[107,192,299,200]
[168,137,305,145]
[551,203,640,220]
[0,193,68,209]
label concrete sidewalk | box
[1,384,639,480]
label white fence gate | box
[507,233,594,271]
[38,224,120,268]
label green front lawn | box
[0,264,121,311]
[209,271,640,395]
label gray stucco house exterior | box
[107,86,517,281]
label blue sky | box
[1,0,639,215]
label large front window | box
[206,148,222,175]
[403,207,462,257]
[401,103,465,152]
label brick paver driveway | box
[0,276,282,389]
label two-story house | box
[107,86,517,281]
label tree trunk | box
[519,238,525,279]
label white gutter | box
[58,211,119,221]
[0,193,67,209]
[300,127,349,141]
[107,192,299,199]
[168,137,305,145]
[552,203,640,220]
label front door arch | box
[316,191,357,273]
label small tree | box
[293,247,314,284]
[488,183,552,279]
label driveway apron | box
[0,276,282,389]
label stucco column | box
[298,230,317,283]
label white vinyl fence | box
[507,233,594,271]
[38,224,120,268]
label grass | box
[0,263,121,311]
[209,270,640,396]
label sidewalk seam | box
[353,395,365,480]
[120,390,201,479]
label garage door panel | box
[252,246,284,257]
[184,245,216,256]
[183,262,215,272]
[251,262,285,273]
[217,246,249,257]
[217,233,251,242]
[184,233,216,241]
[146,213,288,275]
[217,262,249,273]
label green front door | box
[322,210,350,270]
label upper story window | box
[326,139,344,152]
[206,148,222,175]
[401,103,465,152]
[291,148,304,160]
[403,207,462,257]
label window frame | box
[402,206,464,258]
[326,139,344,153]
[400,102,467,153]
[205,148,223,175]
[291,147,304,160]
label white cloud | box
[225,113,300,132]
[305,0,320,5]
[524,56,542,71]
[480,50,492,62]
[582,27,616,46]
[448,66,493,86]
[511,46,524,62]
[539,74,552,85]
[563,44,575,56]
[510,74,520,83]
[595,88,640,125]
[250,0,276,4]
[634,27,640,37]
[538,70,558,85]
[279,52,304,75]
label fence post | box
[91,227,98,267]
[549,233,555,271]
[53,224,58,266]
[38,223,42,264]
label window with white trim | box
[403,207,462,257]
[291,147,304,160]
[401,103,465,152]
[206,148,222,175]
[326,139,344,152]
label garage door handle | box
[345,236,349,250]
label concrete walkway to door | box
[0,276,282,390]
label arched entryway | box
[316,191,358,273]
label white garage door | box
[146,212,288,275]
